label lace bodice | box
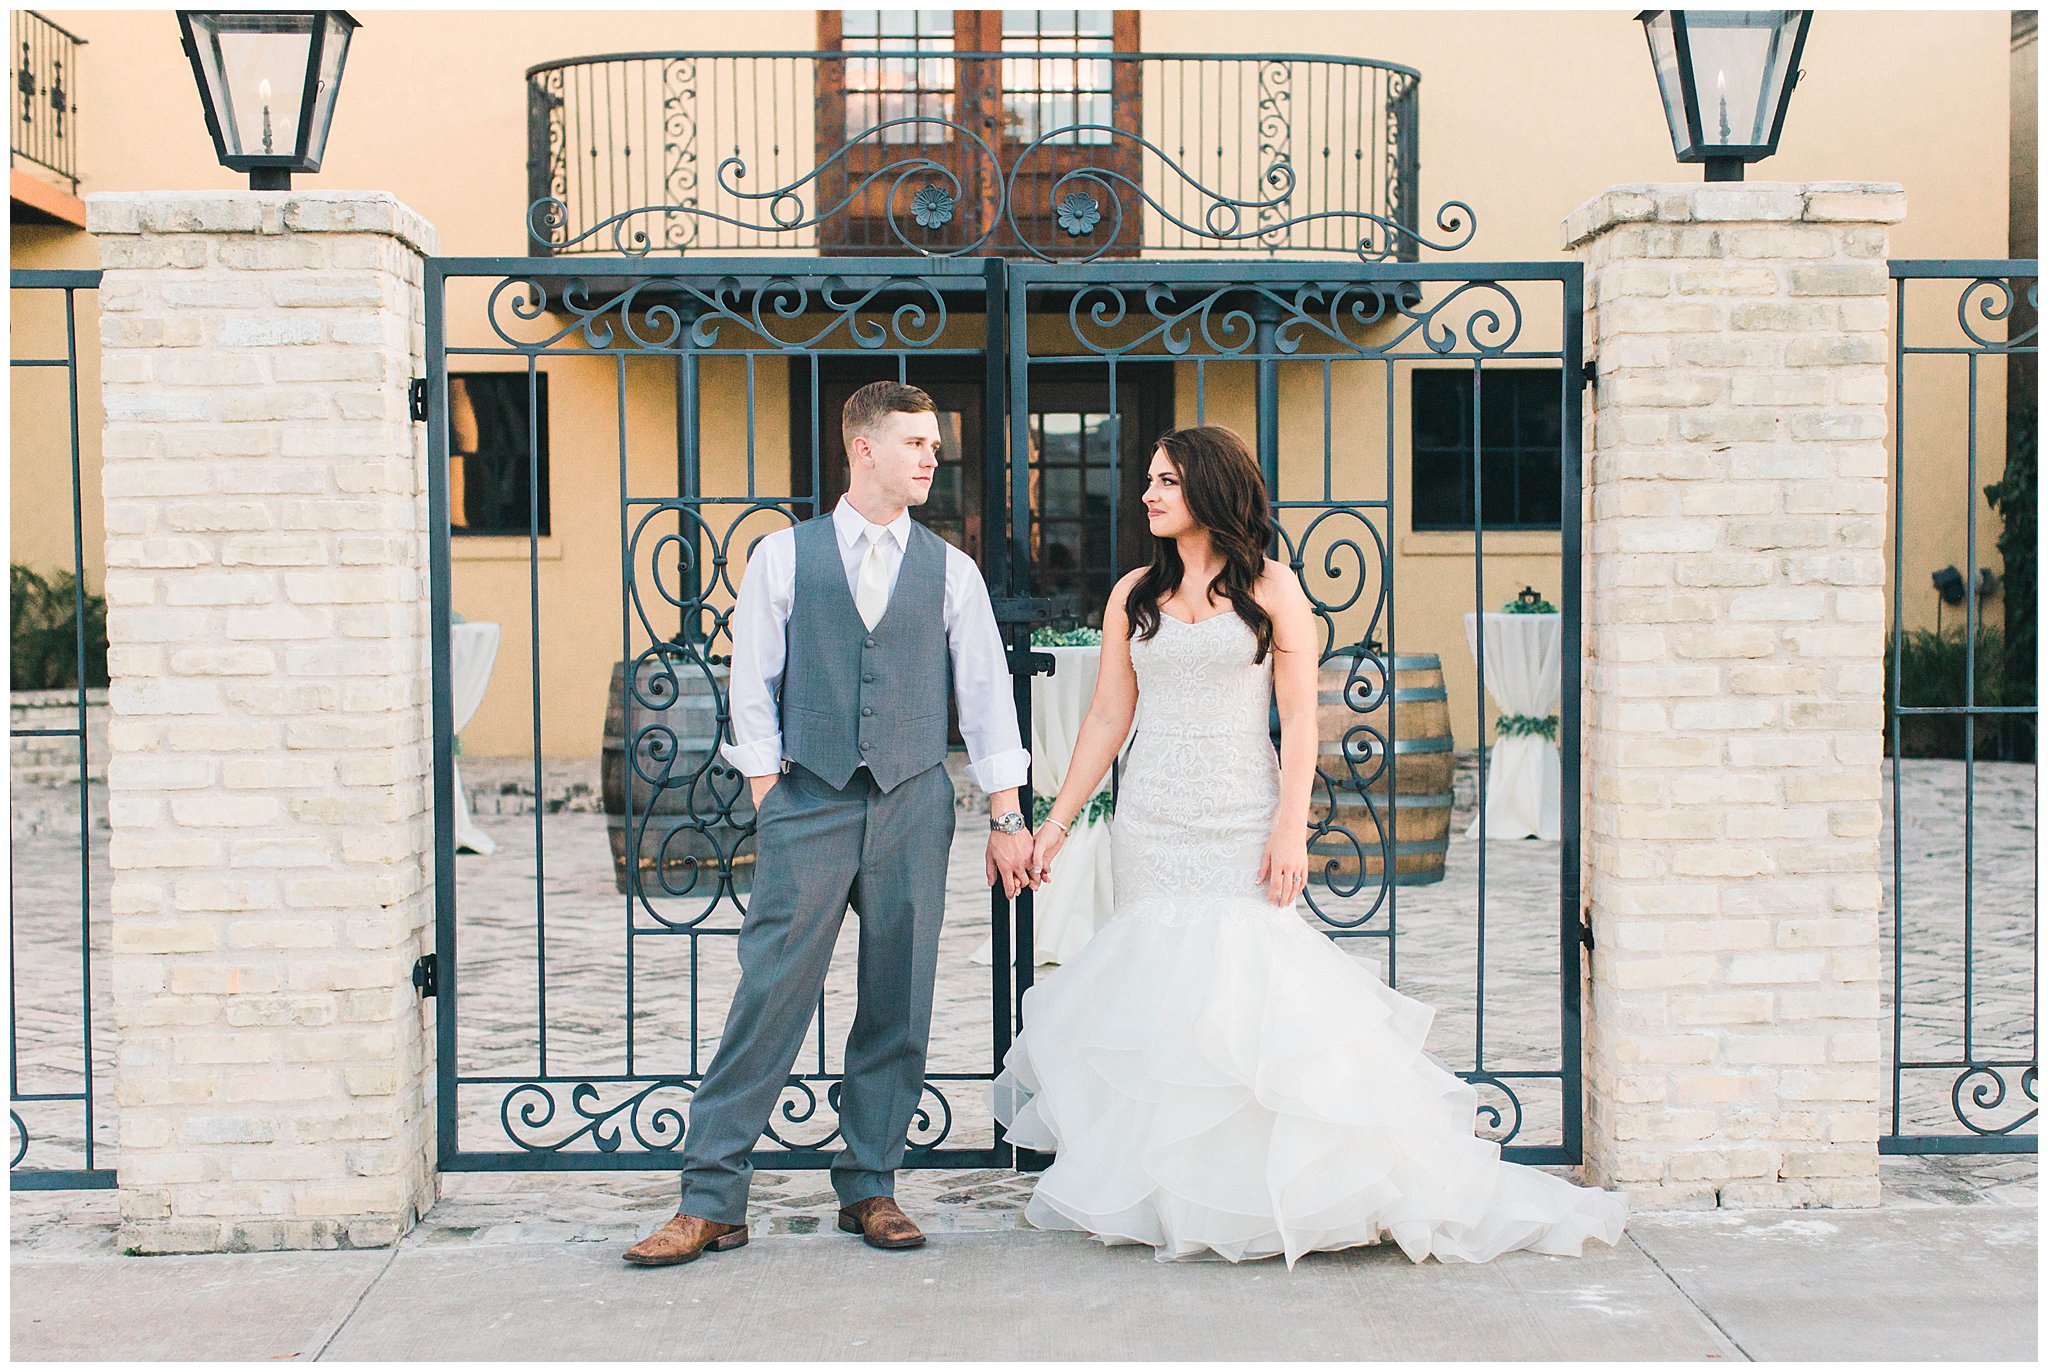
[1111,611,1286,922]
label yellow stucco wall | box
[8,9,2023,757]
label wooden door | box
[815,10,1141,256]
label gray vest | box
[778,513,951,793]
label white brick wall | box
[87,191,440,1253]
[1565,182,1900,1211]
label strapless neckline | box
[1157,610,1239,629]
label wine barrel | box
[1308,652,1453,886]
[601,657,758,897]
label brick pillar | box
[87,191,440,1252]
[1564,183,1903,1209]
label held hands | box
[1257,825,1311,907]
[985,828,1039,900]
[1030,822,1069,884]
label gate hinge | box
[412,952,438,998]
[1579,920,1595,953]
[1581,358,1598,388]
[1010,648,1056,678]
[989,595,1055,624]
[408,377,428,422]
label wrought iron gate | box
[1882,260,2038,1152]
[8,268,114,1191]
[427,254,1585,1171]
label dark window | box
[449,373,550,537]
[1028,407,1120,615]
[1410,368,1562,531]
[788,358,1172,624]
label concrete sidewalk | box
[10,1168,2037,1362]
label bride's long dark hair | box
[1123,424,1277,664]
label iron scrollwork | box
[481,272,953,355]
[1950,1063,2039,1137]
[497,1078,958,1153]
[525,52,1472,260]
[1956,275,2040,349]
[1467,1075,1526,1144]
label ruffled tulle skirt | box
[987,895,1628,1268]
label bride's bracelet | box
[1045,814,1072,836]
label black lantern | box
[177,10,358,190]
[1637,10,1811,182]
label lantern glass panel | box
[1681,10,1798,147]
[1642,11,1691,154]
[185,12,317,159]
[303,13,355,163]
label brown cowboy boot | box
[837,1196,927,1250]
[622,1211,749,1267]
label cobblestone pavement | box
[11,1152,2036,1260]
[7,755,2036,1183]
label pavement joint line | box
[310,1243,401,1362]
[1626,1228,1753,1363]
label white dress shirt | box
[721,498,1032,795]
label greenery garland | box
[1496,712,1560,742]
[1503,593,1556,615]
[1031,625,1103,647]
[1033,789,1115,829]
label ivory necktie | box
[855,526,891,629]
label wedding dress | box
[988,610,1628,1267]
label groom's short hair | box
[843,380,936,453]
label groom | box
[625,381,1038,1267]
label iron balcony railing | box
[11,11,84,194]
[525,50,1426,261]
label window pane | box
[1082,412,1115,461]
[1409,369,1561,532]
[1078,92,1112,141]
[1411,370,1467,451]
[1043,468,1082,516]
[450,373,549,537]
[843,10,880,37]
[1041,412,1082,464]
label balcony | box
[524,49,1420,261]
[9,10,85,228]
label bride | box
[989,424,1627,1268]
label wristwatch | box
[989,809,1028,835]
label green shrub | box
[10,563,109,691]
[1885,621,2016,759]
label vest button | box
[862,706,875,717]
[864,637,877,649]
[862,673,876,683]
[861,741,874,752]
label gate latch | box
[408,377,429,422]
[412,952,439,998]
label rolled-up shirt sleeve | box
[719,529,794,778]
[943,546,1032,795]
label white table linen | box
[973,644,1123,966]
[450,621,502,856]
[1462,611,1562,842]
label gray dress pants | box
[674,760,955,1223]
